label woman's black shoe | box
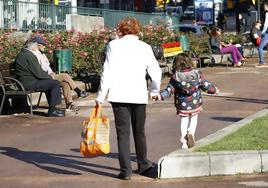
[77,91,89,98]
[117,173,131,180]
[139,163,157,175]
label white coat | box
[96,35,162,104]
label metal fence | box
[0,0,179,31]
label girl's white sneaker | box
[181,140,188,149]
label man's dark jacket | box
[14,48,52,89]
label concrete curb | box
[158,109,268,179]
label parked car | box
[183,6,195,18]
[169,24,206,35]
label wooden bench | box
[0,63,42,117]
[209,44,233,66]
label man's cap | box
[31,36,47,46]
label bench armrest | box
[3,76,27,92]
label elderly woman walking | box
[95,18,162,180]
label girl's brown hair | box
[117,17,141,36]
[172,53,194,72]
[252,20,261,27]
[210,27,221,38]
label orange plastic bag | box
[80,106,110,156]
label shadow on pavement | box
[205,95,268,105]
[0,147,119,178]
[70,148,157,178]
[70,148,137,162]
[33,111,48,116]
[211,116,243,122]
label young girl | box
[160,53,218,149]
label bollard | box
[179,35,190,52]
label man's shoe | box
[117,173,131,180]
[56,109,65,114]
[48,109,65,117]
[66,103,79,112]
[77,91,89,98]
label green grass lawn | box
[195,114,268,152]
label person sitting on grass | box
[160,53,218,149]
[31,36,89,112]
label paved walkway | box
[0,57,268,187]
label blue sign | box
[194,0,214,25]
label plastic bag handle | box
[88,105,101,122]
[89,105,102,147]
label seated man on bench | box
[14,38,65,117]
[32,36,89,112]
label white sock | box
[187,114,198,139]
[180,116,189,144]
[181,140,188,149]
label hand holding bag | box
[80,105,110,156]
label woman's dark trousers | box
[111,102,152,176]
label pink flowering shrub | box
[0,24,183,74]
[141,24,178,45]
[42,29,110,74]
[0,30,25,65]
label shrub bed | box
[0,26,243,75]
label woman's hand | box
[150,91,161,101]
[95,101,102,108]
